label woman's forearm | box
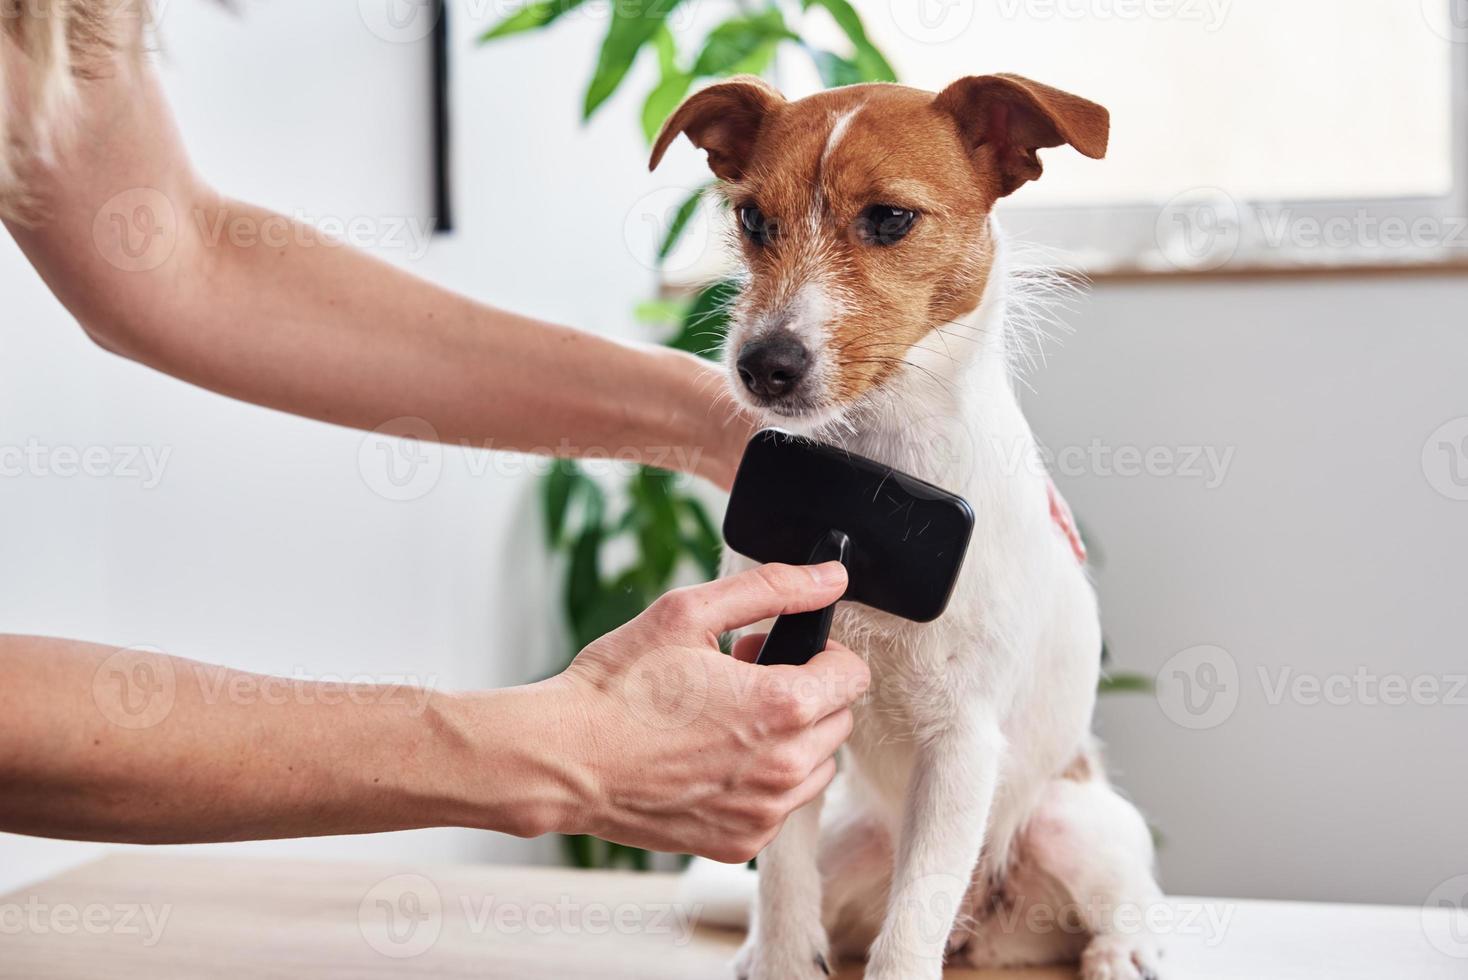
[5,41,750,488]
[124,192,746,487]
[1,565,869,860]
[0,635,579,844]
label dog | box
[650,74,1164,980]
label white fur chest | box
[728,263,1103,813]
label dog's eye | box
[858,205,918,246]
[738,204,778,247]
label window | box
[784,0,1468,274]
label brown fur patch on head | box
[728,85,998,406]
[650,76,1108,418]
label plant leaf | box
[573,574,649,647]
[479,0,588,43]
[542,460,577,547]
[677,496,723,580]
[692,10,795,77]
[1099,672,1155,695]
[566,521,605,628]
[651,22,677,75]
[808,48,862,88]
[728,38,779,77]
[584,0,687,120]
[561,833,596,868]
[655,185,708,262]
[629,467,682,586]
[642,69,694,142]
[667,278,740,360]
[634,296,692,327]
[801,0,897,82]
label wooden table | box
[0,855,1462,978]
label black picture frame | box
[431,0,453,234]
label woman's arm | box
[0,564,867,862]
[4,35,751,488]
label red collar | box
[1047,478,1087,565]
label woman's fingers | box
[784,756,839,815]
[651,562,848,641]
[730,633,765,664]
[771,642,870,724]
[804,706,856,762]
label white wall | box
[2,1,1464,908]
[1026,275,1468,906]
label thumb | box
[652,562,848,640]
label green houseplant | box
[480,0,1149,871]
[480,0,899,872]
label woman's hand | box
[537,562,866,862]
[0,564,863,853]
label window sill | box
[1084,255,1468,284]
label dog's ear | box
[649,76,785,182]
[933,74,1109,197]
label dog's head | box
[649,75,1108,426]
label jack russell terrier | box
[650,74,1164,980]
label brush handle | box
[756,529,851,667]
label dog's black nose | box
[737,336,809,400]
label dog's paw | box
[732,935,832,980]
[1079,934,1162,980]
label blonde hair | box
[0,0,142,220]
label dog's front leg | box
[865,719,1002,980]
[735,794,831,980]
